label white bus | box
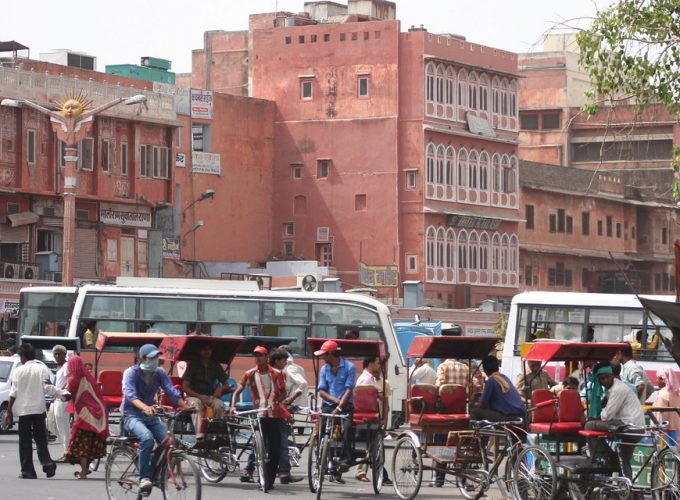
[500,291,677,383]
[17,280,407,421]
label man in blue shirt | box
[315,340,356,477]
[121,344,187,493]
[472,355,525,421]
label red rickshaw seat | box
[438,384,467,414]
[354,385,381,424]
[558,389,584,423]
[579,430,609,438]
[531,422,583,433]
[409,413,470,425]
[98,370,123,409]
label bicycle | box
[104,407,201,500]
[232,407,271,492]
[308,411,350,500]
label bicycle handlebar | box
[310,410,350,419]
[471,418,523,427]
[232,407,270,417]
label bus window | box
[260,325,305,355]
[204,299,259,323]
[140,298,198,322]
[528,306,584,342]
[83,296,136,320]
[311,324,337,339]
[150,322,188,336]
[588,308,645,343]
[312,304,381,326]
[210,324,242,337]
[263,302,308,325]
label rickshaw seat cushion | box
[531,389,557,423]
[98,370,124,397]
[410,413,470,425]
[101,395,122,408]
[530,422,583,433]
[354,385,380,414]
[438,384,467,414]
[579,430,609,438]
[558,390,584,422]
[353,412,380,424]
[410,384,437,413]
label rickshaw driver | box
[471,355,525,422]
[315,340,356,475]
[182,343,230,438]
[584,363,645,481]
[121,344,189,494]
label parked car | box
[0,355,21,432]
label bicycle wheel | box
[161,451,201,500]
[502,443,524,497]
[254,430,269,493]
[391,436,423,500]
[199,451,228,483]
[104,446,139,500]
[457,465,488,499]
[511,445,557,500]
[652,447,680,499]
[316,436,329,500]
[371,433,385,495]
[308,432,320,493]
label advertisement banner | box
[162,237,181,260]
[192,152,221,175]
[190,89,213,119]
[100,202,152,228]
[175,152,186,168]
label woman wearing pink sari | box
[63,356,109,479]
[655,367,680,444]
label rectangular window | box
[151,146,160,177]
[285,36,292,44]
[566,215,573,234]
[107,239,117,262]
[407,255,417,272]
[548,268,556,287]
[102,139,111,172]
[311,34,317,43]
[80,138,94,171]
[121,143,128,175]
[301,80,313,100]
[616,222,622,238]
[582,268,589,289]
[598,220,603,236]
[6,139,13,152]
[317,159,330,178]
[557,209,565,233]
[27,129,36,165]
[283,222,294,237]
[299,35,305,44]
[284,241,294,257]
[156,147,169,178]
[549,214,556,233]
[406,171,417,190]
[7,202,19,214]
[291,164,302,179]
[358,76,369,98]
[606,215,613,237]
[525,265,533,286]
[324,34,331,42]
[582,212,590,236]
[520,114,539,130]
[542,113,560,130]
[340,33,346,41]
[192,124,203,152]
[355,194,367,211]
[175,128,181,148]
[565,269,573,287]
[525,204,534,230]
[662,227,668,244]
[655,273,661,291]
[140,145,148,177]
[76,209,89,220]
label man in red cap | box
[315,340,356,479]
[231,346,299,487]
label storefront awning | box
[8,211,39,227]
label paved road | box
[0,431,507,499]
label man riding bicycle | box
[121,344,188,493]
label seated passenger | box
[409,358,437,386]
[182,344,229,438]
[515,360,556,402]
[471,355,525,422]
[550,376,579,396]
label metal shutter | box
[73,227,97,279]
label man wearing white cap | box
[315,340,356,479]
[121,343,187,493]
[51,345,71,459]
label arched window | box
[492,233,501,271]
[458,69,469,110]
[436,227,445,268]
[426,143,435,184]
[468,72,479,110]
[508,155,518,195]
[510,80,518,117]
[501,233,510,271]
[492,77,501,115]
[501,154,511,193]
[479,151,489,191]
[509,234,518,272]
[480,232,489,271]
[436,65,445,107]
[501,79,509,116]
[458,230,468,270]
[445,146,455,188]
[426,63,436,103]
[426,226,436,268]
[491,153,501,193]
[446,228,455,268]
[468,149,479,189]
[436,145,445,186]
[479,74,489,113]
[469,231,479,270]
[445,66,455,106]
[457,148,468,188]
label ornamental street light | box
[182,188,215,221]
[1,93,147,285]
[182,220,205,244]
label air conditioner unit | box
[22,265,39,280]
[297,274,321,292]
[48,271,63,282]
[3,263,19,279]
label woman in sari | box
[63,355,109,479]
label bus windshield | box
[18,290,77,339]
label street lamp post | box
[1,93,147,285]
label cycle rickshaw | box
[391,335,526,500]
[516,340,680,500]
[307,337,388,498]
[158,334,245,484]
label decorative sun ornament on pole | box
[1,90,147,285]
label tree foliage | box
[577,0,680,116]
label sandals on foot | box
[74,471,90,479]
